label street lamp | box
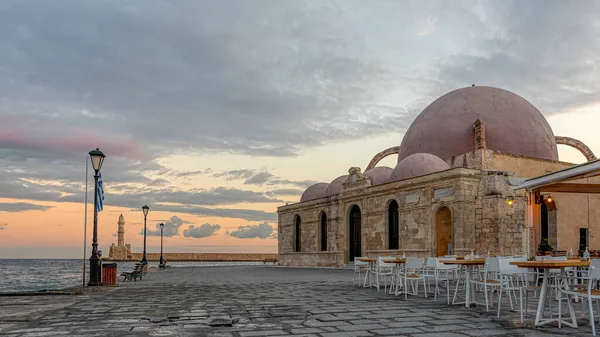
[141,205,149,265]
[159,223,165,266]
[88,148,105,286]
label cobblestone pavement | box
[0,266,595,336]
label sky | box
[1,0,600,258]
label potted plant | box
[537,239,554,255]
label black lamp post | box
[159,223,165,266]
[141,205,149,264]
[88,148,105,286]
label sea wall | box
[105,252,278,262]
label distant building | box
[277,86,599,266]
[108,214,132,260]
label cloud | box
[265,188,304,197]
[0,223,7,230]
[112,232,118,237]
[145,216,185,237]
[243,172,275,185]
[212,168,316,188]
[0,202,52,212]
[183,223,221,238]
[228,221,275,239]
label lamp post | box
[141,205,149,265]
[159,223,165,266]
[88,148,105,286]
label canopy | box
[512,158,600,194]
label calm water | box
[0,259,263,293]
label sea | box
[0,259,263,294]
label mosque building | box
[277,86,600,266]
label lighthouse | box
[117,214,125,247]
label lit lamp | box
[159,223,165,267]
[546,195,553,203]
[88,148,105,286]
[141,204,149,265]
[506,197,514,206]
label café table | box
[440,259,486,308]
[510,259,590,328]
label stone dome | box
[300,183,328,202]
[325,175,349,196]
[398,86,559,162]
[364,166,393,186]
[391,153,450,181]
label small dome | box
[391,153,450,181]
[364,166,393,186]
[398,86,558,162]
[300,183,329,202]
[325,175,349,196]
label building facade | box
[277,86,599,266]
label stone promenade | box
[0,266,594,336]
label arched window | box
[295,216,301,252]
[388,200,399,250]
[320,212,327,251]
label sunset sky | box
[1,1,600,258]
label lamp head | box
[142,204,150,217]
[88,148,105,172]
[546,196,553,203]
[159,223,164,230]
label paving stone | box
[320,332,373,337]
[0,266,590,337]
[370,327,422,335]
[337,323,387,331]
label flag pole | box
[83,157,88,288]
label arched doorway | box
[540,202,548,243]
[295,216,301,252]
[435,207,453,256]
[388,200,399,250]
[349,205,361,261]
[320,212,327,251]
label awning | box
[512,158,600,193]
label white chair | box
[373,256,395,292]
[496,258,540,323]
[470,257,503,311]
[560,259,600,335]
[397,257,427,299]
[435,257,459,304]
[353,257,369,286]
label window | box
[388,200,399,250]
[580,228,589,252]
[295,216,301,252]
[320,212,327,251]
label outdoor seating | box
[121,263,144,282]
[560,259,600,335]
[396,257,427,299]
[353,257,369,286]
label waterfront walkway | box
[0,266,592,336]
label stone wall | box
[277,167,527,266]
[107,252,277,262]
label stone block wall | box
[277,167,525,266]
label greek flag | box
[97,172,105,212]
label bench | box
[121,264,144,282]
[263,258,278,265]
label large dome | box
[325,175,348,197]
[364,166,393,186]
[398,86,559,162]
[300,183,328,202]
[391,153,450,181]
